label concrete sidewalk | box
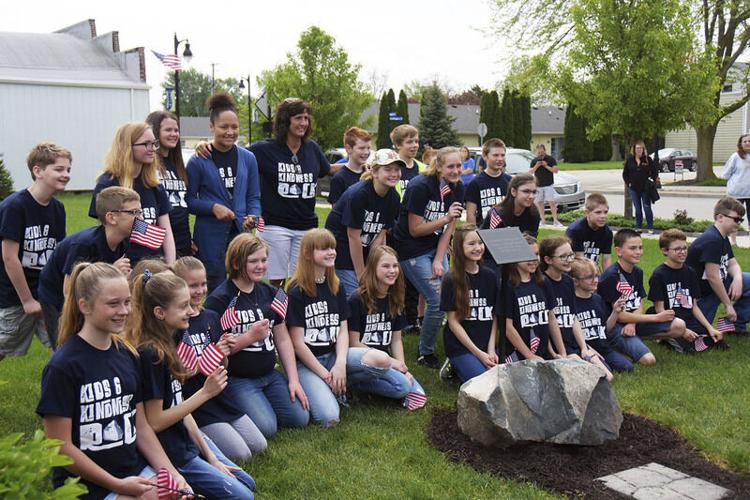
[568,167,726,199]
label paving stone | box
[596,463,732,500]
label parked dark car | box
[650,148,697,172]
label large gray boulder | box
[457,359,622,447]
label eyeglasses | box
[577,274,599,281]
[668,246,688,253]
[111,209,143,217]
[132,141,160,151]
[721,213,744,224]
[554,253,575,261]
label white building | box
[0,19,149,191]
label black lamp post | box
[239,76,252,145]
[173,33,193,123]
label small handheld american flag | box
[220,295,241,332]
[529,331,540,354]
[404,388,427,411]
[176,331,198,372]
[615,273,634,298]
[439,179,452,201]
[694,336,710,352]
[151,50,182,71]
[505,351,520,364]
[271,287,288,319]
[130,219,166,250]
[256,216,265,232]
[198,342,224,376]
[156,468,178,498]
[716,316,734,333]
[489,209,502,229]
[675,288,692,308]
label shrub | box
[557,209,712,233]
[0,158,14,200]
[0,430,87,499]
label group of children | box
[2,113,748,498]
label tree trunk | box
[695,123,718,182]
[609,136,623,161]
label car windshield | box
[506,150,536,174]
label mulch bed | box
[428,408,750,499]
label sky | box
[3,0,512,111]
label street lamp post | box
[173,33,193,123]
[239,75,252,145]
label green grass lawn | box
[0,200,747,499]
[557,160,623,170]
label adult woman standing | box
[186,92,261,292]
[146,111,192,257]
[459,145,475,185]
[622,140,659,232]
[392,147,465,369]
[722,134,750,245]
[249,98,332,286]
[89,122,176,264]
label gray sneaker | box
[439,359,455,380]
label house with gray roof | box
[0,19,149,190]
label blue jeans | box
[336,269,358,300]
[609,322,652,361]
[224,371,310,438]
[350,365,411,400]
[400,250,448,357]
[449,352,490,383]
[297,348,388,427]
[698,273,750,332]
[178,439,255,499]
[629,188,653,229]
[203,435,256,491]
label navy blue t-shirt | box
[327,166,363,205]
[393,175,465,260]
[88,173,171,263]
[347,291,406,353]
[531,154,557,187]
[249,139,330,230]
[573,293,615,356]
[139,346,199,467]
[211,145,238,198]
[36,335,144,499]
[565,217,613,263]
[38,225,126,310]
[0,189,66,307]
[464,171,511,227]
[648,263,702,323]
[181,309,245,427]
[544,273,577,352]
[480,205,540,238]
[440,267,497,358]
[205,279,283,379]
[597,263,647,317]
[398,163,421,195]
[159,157,191,253]
[286,282,350,357]
[502,279,553,358]
[325,181,400,270]
[686,225,733,296]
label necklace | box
[314,275,326,284]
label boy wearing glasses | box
[598,229,688,366]
[38,187,140,348]
[566,193,613,270]
[649,229,723,352]
[0,143,70,361]
[686,196,750,335]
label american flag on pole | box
[271,287,288,319]
[220,295,241,332]
[716,317,734,333]
[675,287,692,308]
[198,342,224,376]
[439,179,452,201]
[615,273,634,298]
[404,387,427,411]
[130,218,166,249]
[694,336,710,352]
[175,331,198,372]
[489,209,502,229]
[256,216,265,232]
[151,50,182,71]
[529,331,540,354]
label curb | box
[592,188,724,199]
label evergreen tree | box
[396,89,410,125]
[512,91,524,148]
[418,83,460,148]
[488,90,502,142]
[519,94,532,150]
[386,88,398,135]
[376,91,392,149]
[592,134,612,161]
[498,88,516,147]
[0,158,14,200]
[563,103,593,162]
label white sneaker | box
[553,221,564,227]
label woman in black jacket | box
[622,140,659,232]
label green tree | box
[258,26,373,151]
[563,103,593,162]
[418,83,460,148]
[0,158,14,200]
[498,88,516,147]
[376,91,392,149]
[479,90,499,143]
[161,69,243,116]
[396,89,410,125]
[519,93,532,149]
[385,88,398,135]
[592,134,612,161]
